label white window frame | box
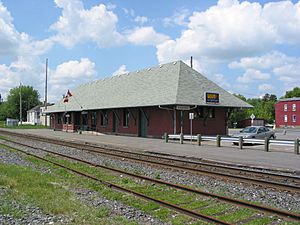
[292,103,296,111]
[293,114,296,123]
[284,115,288,123]
[284,104,287,111]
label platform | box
[2,128,300,172]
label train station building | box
[46,61,251,138]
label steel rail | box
[3,138,300,221]
[0,130,299,192]
[1,142,232,225]
[1,129,298,180]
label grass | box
[0,120,49,129]
[0,162,138,224]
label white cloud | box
[51,58,96,84]
[263,1,300,44]
[156,0,300,64]
[134,16,148,25]
[50,0,124,48]
[49,58,96,101]
[112,64,129,76]
[163,8,190,27]
[237,69,270,83]
[127,26,170,46]
[258,83,274,91]
[229,51,290,70]
[229,51,300,91]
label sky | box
[0,0,300,103]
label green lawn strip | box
[216,208,256,223]
[0,163,141,225]
[244,217,277,225]
[0,122,49,129]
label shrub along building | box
[46,61,251,138]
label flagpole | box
[19,82,22,125]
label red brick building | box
[275,98,300,128]
[46,61,251,137]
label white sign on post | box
[189,113,194,142]
[250,114,255,126]
[189,113,194,120]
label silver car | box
[232,126,276,139]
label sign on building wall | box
[205,92,220,103]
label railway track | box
[2,139,300,224]
[0,130,299,193]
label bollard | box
[264,137,269,152]
[197,134,201,146]
[238,136,243,149]
[164,133,169,143]
[294,139,299,154]
[216,135,221,147]
[180,133,184,144]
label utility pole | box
[19,83,22,125]
[44,58,48,126]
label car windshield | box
[241,127,257,133]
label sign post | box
[250,114,255,126]
[189,113,194,142]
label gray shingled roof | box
[46,61,252,113]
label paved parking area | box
[2,128,300,172]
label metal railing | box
[164,133,300,154]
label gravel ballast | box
[3,135,299,214]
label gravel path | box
[4,135,299,214]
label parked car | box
[232,126,276,139]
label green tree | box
[3,86,41,121]
[228,93,277,127]
[284,87,300,98]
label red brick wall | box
[275,100,300,127]
[50,106,229,137]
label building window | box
[91,111,97,128]
[208,108,215,118]
[293,115,296,123]
[284,104,287,111]
[284,115,288,123]
[292,104,296,111]
[123,109,130,127]
[100,111,108,126]
[196,107,204,118]
[57,114,62,124]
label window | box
[100,111,108,126]
[208,108,215,118]
[284,104,287,111]
[293,115,296,123]
[284,115,288,123]
[123,109,130,127]
[57,114,62,124]
[292,104,296,111]
[196,107,204,118]
[91,111,97,128]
